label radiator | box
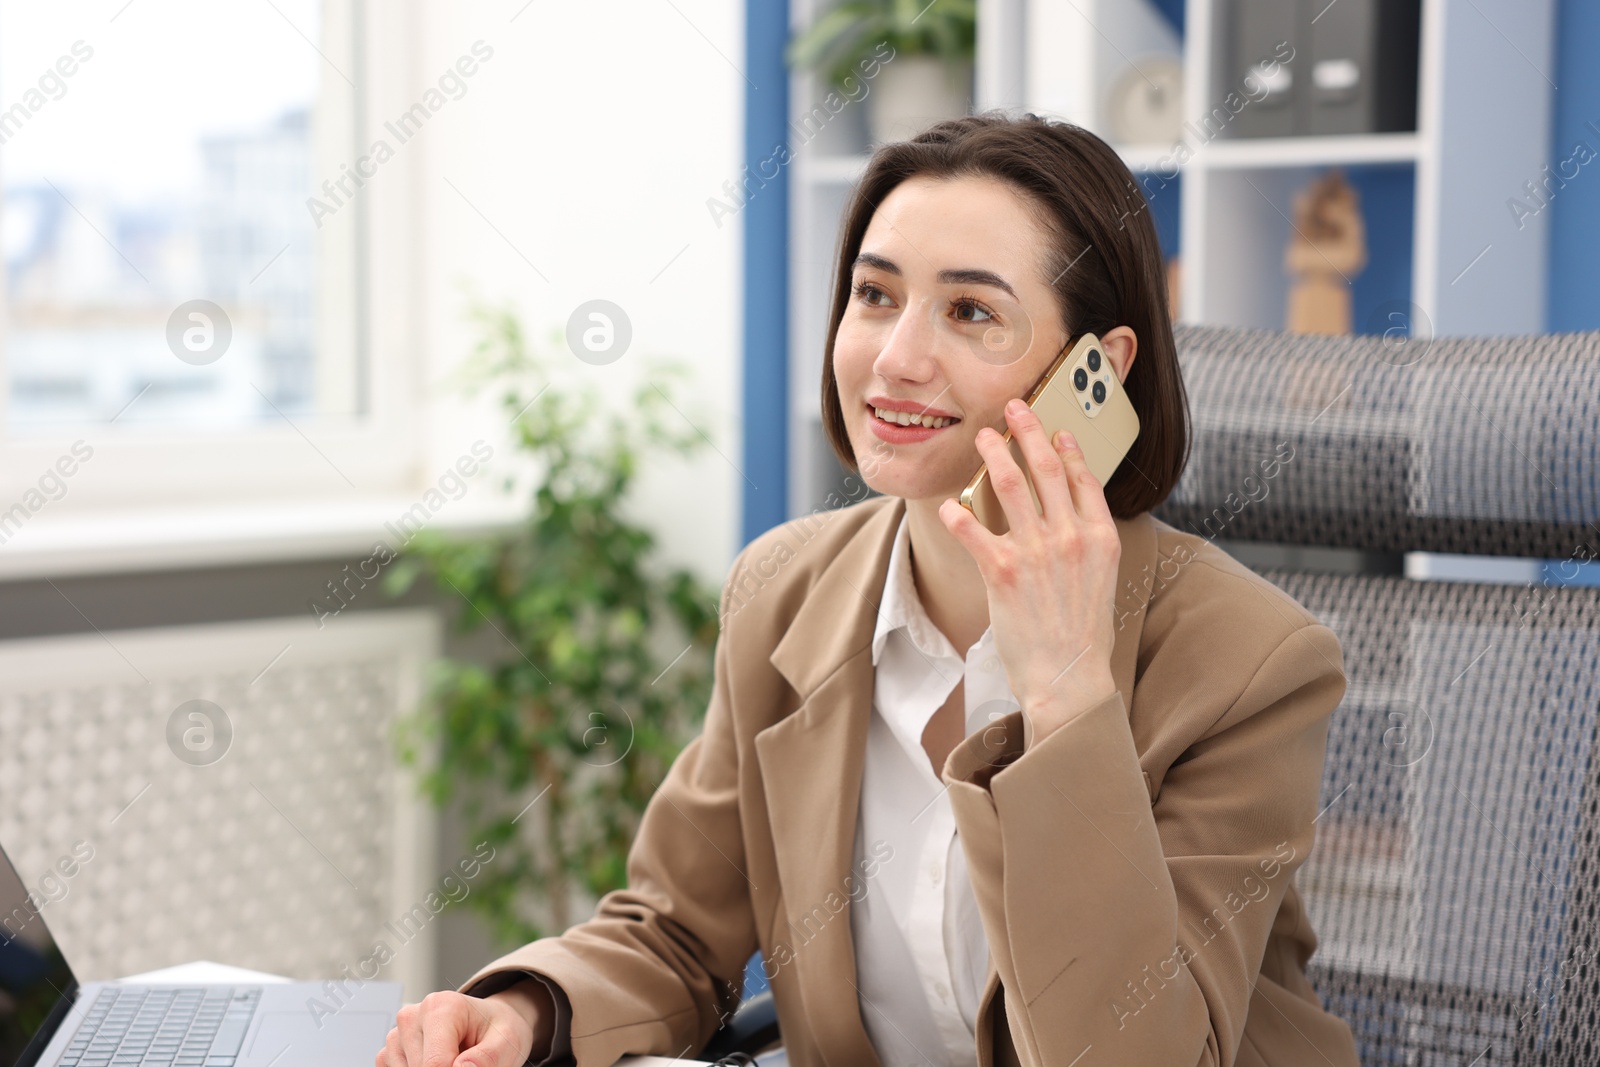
[0,609,443,1001]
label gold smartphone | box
[958,332,1140,535]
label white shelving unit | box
[1202,132,1424,168]
[1029,0,1556,339]
[784,0,1558,516]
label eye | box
[852,280,892,307]
[952,295,996,324]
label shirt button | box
[983,656,999,671]
[935,982,951,1001]
[926,864,942,885]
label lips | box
[865,401,961,444]
[870,405,959,429]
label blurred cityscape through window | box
[1,0,363,434]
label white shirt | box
[850,514,1021,1067]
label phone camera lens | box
[1073,368,1089,391]
[1087,348,1102,372]
[1092,380,1106,404]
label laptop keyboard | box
[55,985,262,1067]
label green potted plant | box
[785,0,977,145]
[386,303,721,945]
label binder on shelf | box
[1230,0,1302,139]
[1307,0,1422,136]
[1225,0,1421,139]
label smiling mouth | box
[869,405,961,429]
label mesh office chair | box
[702,322,1600,1065]
[1154,323,1600,1065]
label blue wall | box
[1347,164,1416,334]
[740,0,791,548]
[1546,0,1600,332]
[1150,0,1185,37]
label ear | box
[1100,326,1138,384]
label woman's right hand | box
[376,979,555,1067]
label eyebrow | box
[852,252,1019,301]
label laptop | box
[0,840,402,1067]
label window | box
[2,0,363,431]
[0,0,422,509]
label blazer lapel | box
[756,495,903,1067]
[754,497,1159,1067]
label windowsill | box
[0,494,529,581]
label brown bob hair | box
[819,111,1191,519]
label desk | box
[118,962,717,1066]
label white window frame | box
[0,0,427,512]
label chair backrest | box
[1153,324,1600,1066]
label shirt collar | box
[871,511,986,667]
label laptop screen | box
[0,844,77,1067]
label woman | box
[378,113,1361,1067]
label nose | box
[871,298,942,383]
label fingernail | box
[1006,398,1026,415]
[1057,430,1077,449]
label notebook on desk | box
[0,838,401,1067]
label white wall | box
[412,0,746,584]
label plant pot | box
[865,54,973,145]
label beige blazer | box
[460,494,1363,1067]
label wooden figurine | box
[1285,168,1367,334]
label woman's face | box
[832,173,1074,503]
